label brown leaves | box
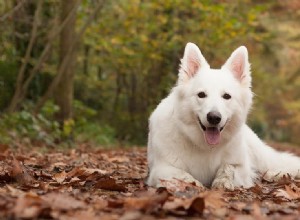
[94,176,127,191]
[13,192,86,219]
[10,156,36,186]
[1,146,300,219]
[124,188,169,211]
[275,184,300,200]
[43,193,86,210]
[163,190,225,216]
[53,170,67,183]
[14,193,46,219]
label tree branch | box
[19,0,81,100]
[34,0,106,113]
[7,0,42,113]
[0,0,26,22]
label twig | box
[0,0,26,22]
[7,0,43,113]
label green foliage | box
[0,106,61,146]
[74,122,116,146]
[0,61,18,109]
[0,100,116,147]
[72,100,116,145]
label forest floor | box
[1,142,300,220]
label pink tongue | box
[205,127,220,145]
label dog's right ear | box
[178,43,209,84]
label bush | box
[74,122,116,146]
[0,110,61,146]
[73,100,116,145]
[0,100,116,147]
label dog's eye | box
[197,92,207,98]
[223,93,231,100]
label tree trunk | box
[34,0,104,114]
[54,0,78,124]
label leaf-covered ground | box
[1,143,300,220]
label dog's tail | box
[245,126,300,179]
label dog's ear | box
[178,43,209,83]
[223,46,251,87]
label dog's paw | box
[180,175,204,188]
[212,164,235,190]
[157,179,205,190]
[158,174,204,189]
[212,178,234,190]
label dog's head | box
[175,43,253,146]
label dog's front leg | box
[147,164,204,188]
[211,164,235,190]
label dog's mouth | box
[198,118,225,146]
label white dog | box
[147,43,300,189]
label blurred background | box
[0,0,299,147]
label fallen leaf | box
[251,202,263,217]
[53,170,67,183]
[42,192,86,211]
[107,155,130,163]
[203,190,226,209]
[81,168,108,175]
[275,184,300,200]
[13,193,47,219]
[66,167,107,181]
[5,184,25,196]
[94,176,127,191]
[124,188,169,211]
[10,157,35,186]
[120,211,143,220]
[164,191,225,215]
[0,144,9,153]
[231,202,247,211]
[189,197,205,214]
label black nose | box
[207,111,221,125]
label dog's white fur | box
[147,43,300,189]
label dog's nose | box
[207,111,221,125]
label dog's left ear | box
[222,46,251,87]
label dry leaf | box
[10,157,35,186]
[42,192,86,211]
[124,189,169,211]
[203,190,226,209]
[275,184,300,200]
[189,197,205,214]
[53,170,67,183]
[13,193,46,219]
[94,176,127,191]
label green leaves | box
[78,0,267,143]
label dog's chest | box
[180,147,222,187]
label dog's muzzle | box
[198,117,226,145]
